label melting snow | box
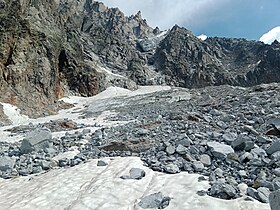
[0,157,269,210]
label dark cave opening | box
[58,49,68,73]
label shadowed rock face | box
[0,0,280,117]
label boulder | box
[266,140,280,155]
[97,160,108,166]
[192,161,204,172]
[199,154,212,166]
[209,182,238,199]
[176,144,187,155]
[256,187,270,203]
[207,142,234,159]
[129,168,146,180]
[222,132,237,143]
[268,118,280,131]
[0,156,15,171]
[164,164,180,174]
[231,137,246,151]
[269,189,280,210]
[166,145,175,155]
[20,128,52,154]
[138,192,171,209]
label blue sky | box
[99,0,280,40]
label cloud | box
[259,26,280,44]
[98,0,231,31]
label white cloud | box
[98,0,230,30]
[259,26,280,44]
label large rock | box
[256,187,270,203]
[269,189,280,210]
[199,154,212,166]
[164,163,180,174]
[138,192,171,209]
[0,156,15,171]
[207,142,234,159]
[268,118,280,131]
[209,182,238,199]
[266,140,280,155]
[129,168,146,180]
[20,128,52,154]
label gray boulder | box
[207,142,234,159]
[199,154,212,166]
[269,118,280,131]
[222,132,237,143]
[209,182,238,199]
[256,187,270,203]
[20,128,52,154]
[97,160,108,166]
[176,144,187,155]
[247,187,258,199]
[138,192,171,209]
[266,140,280,155]
[0,156,16,171]
[166,145,175,155]
[269,189,280,210]
[231,137,246,151]
[192,161,204,172]
[121,168,145,180]
[177,136,193,147]
[129,168,146,180]
[164,163,180,174]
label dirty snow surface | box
[0,157,269,210]
[0,86,270,210]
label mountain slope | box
[0,0,280,117]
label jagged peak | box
[271,39,280,46]
[170,24,193,35]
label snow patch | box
[0,157,269,210]
[198,34,208,41]
[0,102,29,125]
[260,26,280,44]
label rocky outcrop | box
[151,25,280,88]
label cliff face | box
[0,0,155,116]
[0,0,91,116]
[0,0,280,117]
